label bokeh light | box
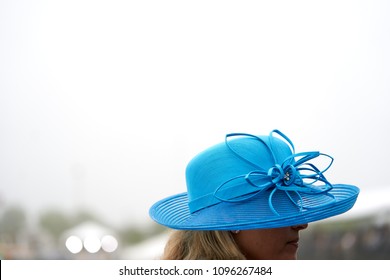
[65,235,83,254]
[83,236,101,253]
[101,235,118,253]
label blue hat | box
[149,130,359,230]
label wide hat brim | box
[149,184,359,230]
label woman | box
[149,130,359,260]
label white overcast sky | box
[1,0,389,228]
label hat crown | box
[185,134,292,213]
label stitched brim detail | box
[149,184,359,230]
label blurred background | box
[0,0,389,259]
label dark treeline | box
[299,213,390,260]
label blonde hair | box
[161,230,246,260]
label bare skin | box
[232,224,308,260]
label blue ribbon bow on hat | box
[214,130,336,215]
